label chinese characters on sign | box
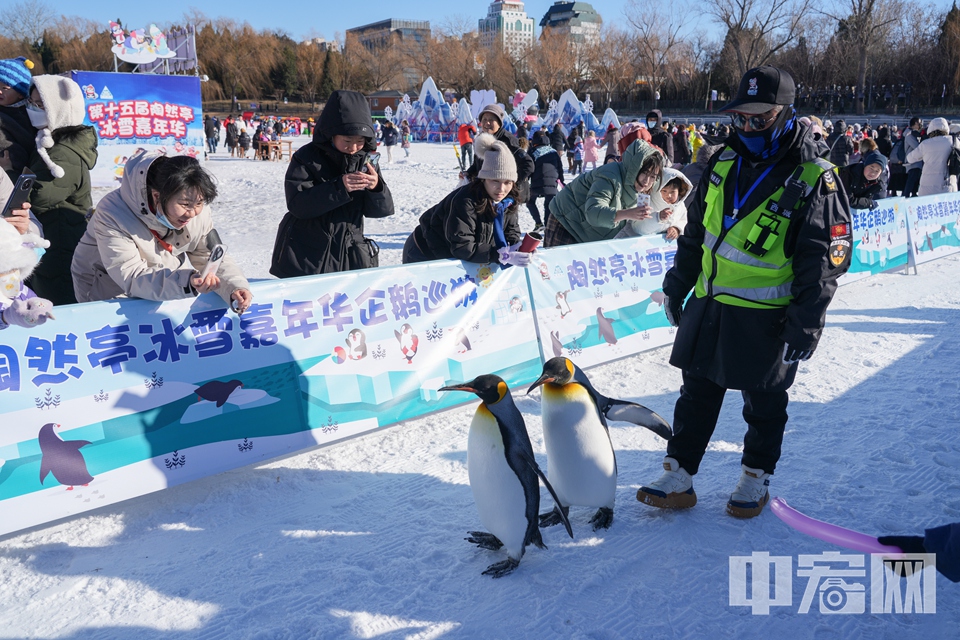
[729,551,937,615]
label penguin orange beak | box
[440,383,477,394]
[526,374,554,395]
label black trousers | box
[904,167,922,198]
[526,194,553,226]
[667,370,789,476]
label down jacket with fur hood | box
[71,151,249,304]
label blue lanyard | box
[726,158,775,229]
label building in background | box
[303,37,339,52]
[479,1,536,60]
[539,1,602,46]
[346,19,431,51]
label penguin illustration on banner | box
[395,323,419,364]
[346,328,367,361]
[195,380,243,408]
[528,358,672,531]
[440,375,572,578]
[555,290,572,318]
[596,308,617,346]
[38,423,94,490]
[550,331,563,358]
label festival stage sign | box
[72,71,204,187]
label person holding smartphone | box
[270,90,394,277]
[71,151,252,312]
[544,138,664,247]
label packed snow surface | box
[1,139,957,638]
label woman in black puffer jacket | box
[270,90,394,277]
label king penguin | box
[528,357,672,531]
[440,375,572,578]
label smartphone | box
[200,228,227,279]
[636,193,651,208]
[366,152,380,169]
[1,170,36,218]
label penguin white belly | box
[541,384,616,508]
[467,407,529,558]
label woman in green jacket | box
[544,139,663,247]
[25,74,97,305]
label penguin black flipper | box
[571,365,672,440]
[502,439,550,550]
[516,447,574,540]
[603,400,673,440]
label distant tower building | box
[539,1,602,46]
[479,1,536,59]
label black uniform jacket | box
[663,122,853,391]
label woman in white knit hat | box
[403,132,533,267]
[23,74,97,305]
[905,117,957,196]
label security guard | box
[637,67,852,518]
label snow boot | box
[637,457,697,509]
[726,465,771,518]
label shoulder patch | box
[718,148,737,161]
[829,223,852,268]
[821,170,837,192]
[709,171,723,186]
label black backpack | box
[948,135,960,177]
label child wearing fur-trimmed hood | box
[616,166,693,240]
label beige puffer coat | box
[71,151,249,304]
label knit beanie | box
[862,150,887,171]
[475,133,517,181]
[30,75,85,179]
[477,104,505,128]
[0,219,49,279]
[0,57,33,99]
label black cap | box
[719,66,795,115]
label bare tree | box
[296,41,325,105]
[0,0,54,44]
[528,28,581,102]
[821,0,902,114]
[40,18,114,73]
[625,1,688,100]
[584,27,633,107]
[707,0,814,77]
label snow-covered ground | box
[1,140,958,639]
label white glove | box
[2,297,55,328]
[498,248,532,267]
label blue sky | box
[66,1,662,40]
[63,0,958,43]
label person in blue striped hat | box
[0,56,36,180]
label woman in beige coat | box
[71,150,252,310]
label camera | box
[818,577,865,614]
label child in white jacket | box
[616,166,692,240]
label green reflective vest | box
[695,151,835,309]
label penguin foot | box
[466,531,503,551]
[482,557,520,578]
[589,507,614,530]
[538,505,570,528]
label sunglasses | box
[729,110,779,131]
